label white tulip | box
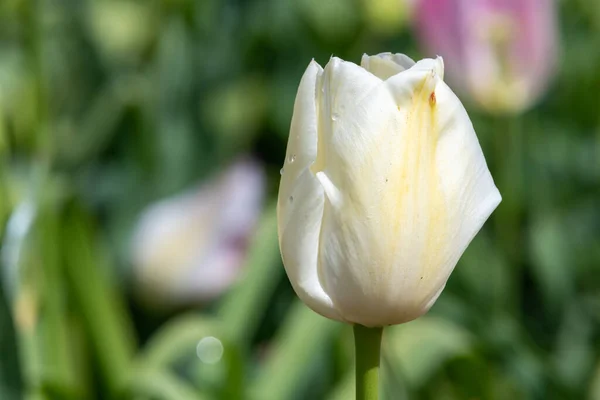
[277,53,501,327]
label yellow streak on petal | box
[378,78,449,306]
[318,71,452,322]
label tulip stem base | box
[354,324,383,400]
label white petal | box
[316,57,499,326]
[277,60,341,321]
[428,77,502,290]
[313,56,394,181]
[315,171,343,209]
[361,52,416,80]
[410,56,444,80]
[314,57,406,325]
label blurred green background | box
[1,0,600,399]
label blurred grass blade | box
[59,78,134,166]
[385,317,473,388]
[590,362,600,400]
[216,205,280,399]
[130,368,209,400]
[62,204,136,397]
[37,206,86,398]
[140,314,221,368]
[529,213,574,309]
[218,205,281,344]
[326,370,353,400]
[1,200,45,399]
[137,314,237,399]
[249,301,340,400]
[2,195,85,398]
[0,282,22,400]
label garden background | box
[0,0,599,399]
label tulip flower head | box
[131,159,265,308]
[278,53,501,327]
[416,0,557,114]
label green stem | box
[353,325,383,400]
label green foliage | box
[0,0,599,399]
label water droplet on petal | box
[288,154,296,163]
[280,168,284,175]
[332,113,339,121]
[289,196,294,203]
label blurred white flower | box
[131,159,265,308]
[278,53,500,327]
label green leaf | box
[218,206,282,345]
[216,206,281,399]
[528,211,575,309]
[326,370,353,400]
[385,317,473,388]
[140,314,221,369]
[456,232,511,310]
[129,368,209,400]
[0,282,22,400]
[62,204,137,397]
[249,302,340,400]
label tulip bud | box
[277,53,501,327]
[416,0,557,114]
[131,159,265,308]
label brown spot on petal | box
[429,91,436,107]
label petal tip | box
[307,58,323,72]
[492,187,502,207]
[435,56,445,80]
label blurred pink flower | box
[130,159,265,308]
[416,0,558,114]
